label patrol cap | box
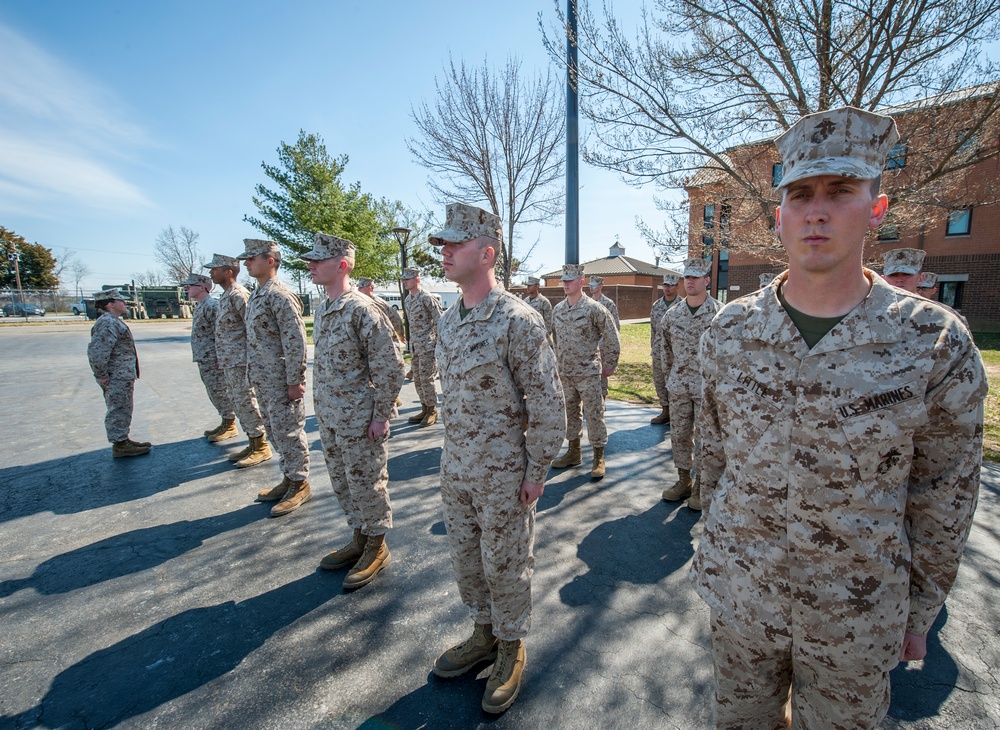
[203,253,239,270]
[759,273,775,288]
[236,238,281,260]
[429,203,503,246]
[357,277,374,288]
[662,273,680,285]
[882,247,925,276]
[525,276,541,286]
[774,106,899,190]
[918,272,938,289]
[181,273,212,287]
[94,288,125,303]
[401,267,420,280]
[561,264,585,281]
[589,275,604,288]
[682,258,712,277]
[299,232,356,261]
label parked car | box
[71,299,89,316]
[3,303,46,317]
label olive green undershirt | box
[459,301,473,320]
[687,303,701,316]
[777,284,847,349]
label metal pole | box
[565,0,580,265]
[11,249,27,320]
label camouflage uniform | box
[246,277,309,481]
[436,285,566,639]
[650,294,679,409]
[88,311,139,443]
[663,294,721,471]
[594,291,620,398]
[404,286,443,410]
[215,282,265,438]
[692,272,986,728]
[525,293,554,338]
[552,294,620,447]
[370,294,406,345]
[313,288,404,535]
[190,295,235,421]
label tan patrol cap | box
[918,272,938,288]
[203,253,239,270]
[882,247,925,276]
[401,267,420,280]
[775,106,899,190]
[525,276,541,286]
[682,258,712,277]
[357,277,374,288]
[589,275,604,288]
[181,273,212,287]
[94,288,125,303]
[236,239,281,260]
[561,264,585,281]
[300,232,355,261]
[429,203,503,246]
[662,273,680,285]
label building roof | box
[541,247,681,280]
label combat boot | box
[343,533,391,589]
[112,440,150,458]
[650,406,670,425]
[482,638,526,714]
[256,475,290,502]
[591,446,606,480]
[235,434,272,468]
[127,437,152,448]
[433,623,498,677]
[408,405,427,424]
[420,406,438,427]
[204,418,226,437]
[320,528,368,570]
[551,439,582,469]
[270,479,311,517]
[662,468,692,502]
[207,417,237,443]
[687,474,703,511]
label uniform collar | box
[323,286,356,313]
[456,284,503,324]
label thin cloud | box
[0,21,153,212]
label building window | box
[946,208,972,236]
[716,249,729,300]
[701,234,714,255]
[957,130,979,158]
[703,204,715,229]
[720,202,731,245]
[887,142,907,170]
[941,281,964,309]
[772,163,783,187]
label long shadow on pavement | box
[1,572,335,729]
[887,605,958,721]
[0,505,262,599]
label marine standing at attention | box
[649,272,681,425]
[402,267,443,426]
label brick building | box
[685,84,1000,331]
[511,241,681,319]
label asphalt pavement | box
[1,320,998,729]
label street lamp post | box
[391,227,412,346]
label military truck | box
[140,286,191,318]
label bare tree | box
[408,55,565,288]
[67,257,92,297]
[132,269,168,287]
[544,0,1000,257]
[154,225,203,283]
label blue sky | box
[0,0,665,294]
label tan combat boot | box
[482,638,526,714]
[112,440,150,458]
[407,405,427,424]
[591,446,606,479]
[433,623,498,677]
[320,528,368,570]
[207,417,238,443]
[420,406,437,427]
[551,439,582,469]
[662,468,692,502]
[235,434,272,468]
[650,406,670,425]
[343,533,391,589]
[256,475,290,502]
[687,474,703,511]
[127,437,152,448]
[204,418,226,437]
[270,479,311,517]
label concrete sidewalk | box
[1,321,998,729]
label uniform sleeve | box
[273,292,307,385]
[904,327,988,635]
[697,324,726,509]
[386,305,406,341]
[509,313,566,484]
[660,316,674,376]
[87,318,118,379]
[596,306,621,371]
[609,300,620,330]
[357,307,405,422]
[233,287,249,320]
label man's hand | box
[899,631,927,662]
[368,419,390,441]
[520,479,544,505]
[601,367,615,378]
[287,383,305,401]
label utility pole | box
[8,248,27,320]
[565,0,579,265]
